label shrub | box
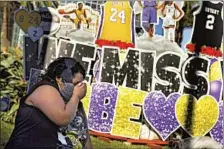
[0,47,27,124]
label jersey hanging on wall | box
[96,1,135,48]
[187,1,223,56]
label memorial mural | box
[0,1,223,148]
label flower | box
[186,43,195,52]
[216,50,222,57]
[200,46,223,58]
[95,39,135,50]
[126,42,135,48]
[200,46,206,54]
[186,42,223,58]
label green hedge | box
[0,47,26,123]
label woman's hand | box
[73,82,87,100]
[172,15,176,20]
[173,15,181,21]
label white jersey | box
[165,3,175,18]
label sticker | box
[185,1,223,58]
[27,26,44,42]
[96,1,135,49]
[14,9,41,33]
[56,2,99,42]
[158,1,184,42]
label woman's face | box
[72,72,84,86]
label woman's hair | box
[42,57,86,83]
[165,1,172,5]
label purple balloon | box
[210,102,223,147]
[88,83,118,132]
[143,91,181,140]
[209,81,223,102]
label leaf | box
[1,57,15,68]
[1,47,26,124]
[6,76,22,80]
[7,104,19,116]
[0,90,14,94]
[8,80,20,84]
[7,69,18,76]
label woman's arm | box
[174,3,184,20]
[29,83,86,126]
[157,1,165,10]
[159,2,166,17]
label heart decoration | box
[14,9,41,33]
[143,91,181,140]
[210,102,223,146]
[175,94,219,137]
[28,26,44,42]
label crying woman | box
[5,57,92,149]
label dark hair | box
[165,1,173,5]
[78,3,83,6]
[42,57,86,83]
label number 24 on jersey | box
[110,8,126,24]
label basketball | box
[58,9,65,14]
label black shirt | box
[5,80,60,149]
[191,1,223,52]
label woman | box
[158,1,184,42]
[5,57,92,149]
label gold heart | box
[175,95,219,137]
[15,9,41,33]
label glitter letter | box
[88,83,118,133]
[73,43,96,76]
[111,87,147,139]
[182,56,210,99]
[153,52,182,96]
[100,47,139,89]
[140,51,155,91]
